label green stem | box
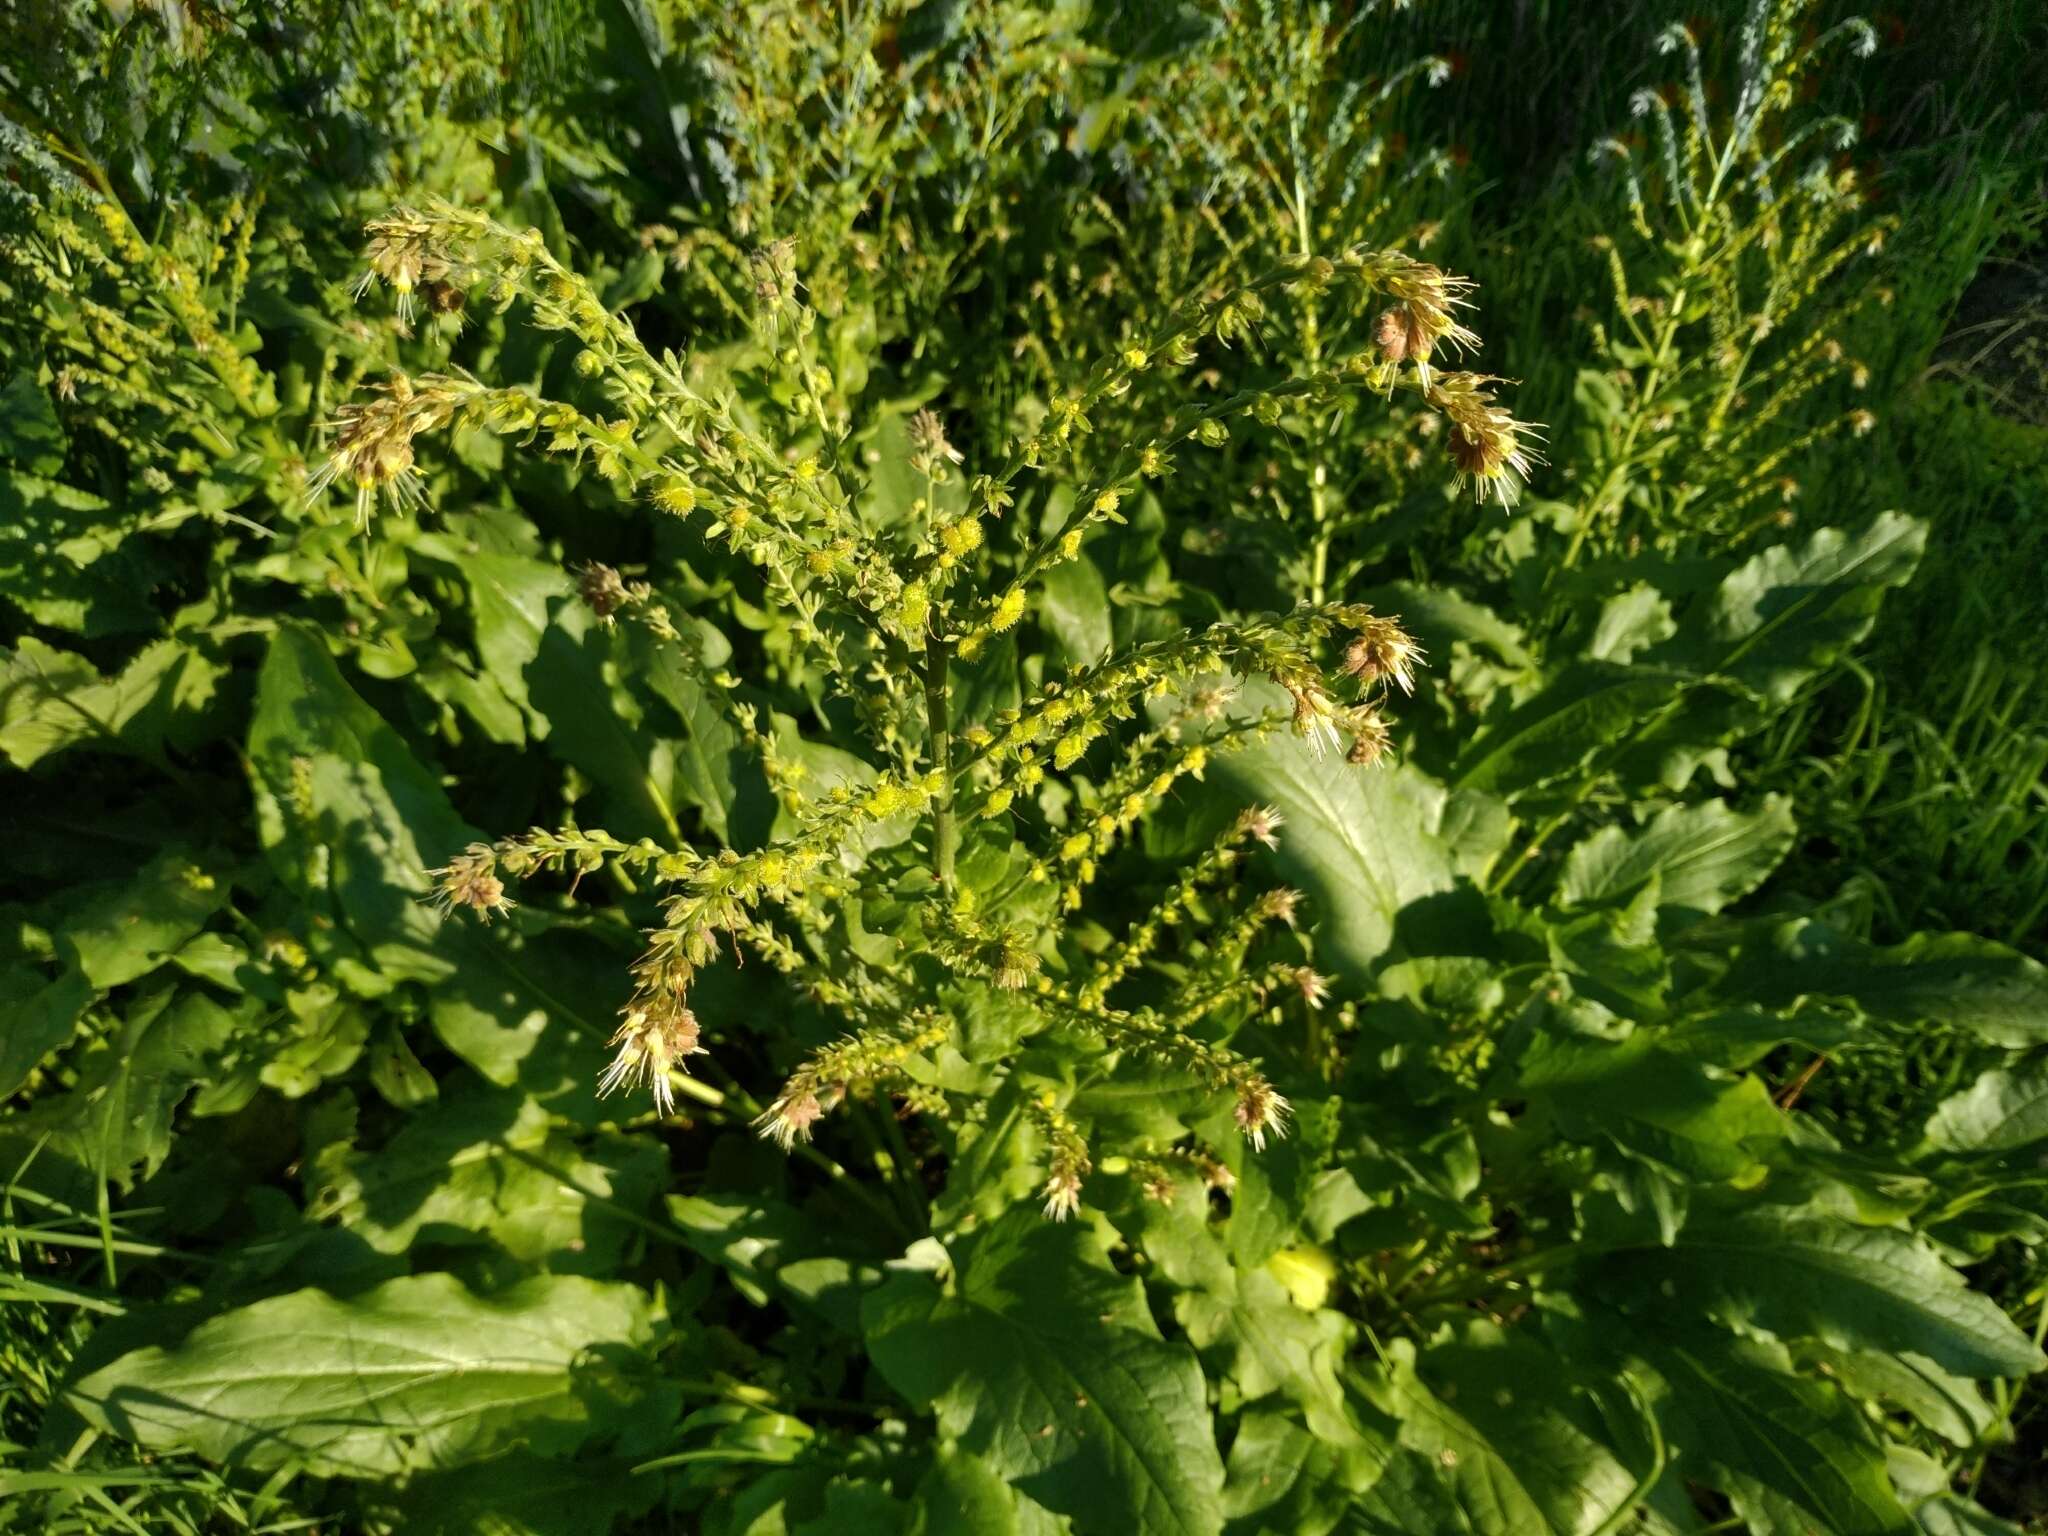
[925,632,958,893]
[1293,169,1333,607]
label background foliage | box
[3,2,2045,1533]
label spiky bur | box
[1232,1078,1293,1153]
[426,844,514,922]
[357,208,1512,1199]
[1429,374,1545,508]
[596,1000,703,1117]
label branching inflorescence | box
[352,198,1534,1219]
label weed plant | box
[2,3,2045,1534]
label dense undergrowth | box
[3,3,2045,1533]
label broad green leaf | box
[1612,515,1927,788]
[1215,1094,1343,1267]
[250,627,619,1103]
[1347,1446,1501,1534]
[1912,1494,2028,1536]
[1209,739,1459,986]
[1586,583,1676,664]
[451,547,573,722]
[368,1022,440,1108]
[636,623,753,843]
[1657,1005,1864,1069]
[863,1206,1225,1536]
[0,370,66,474]
[0,470,159,636]
[393,1452,655,1536]
[425,924,636,1116]
[1925,1061,2048,1153]
[66,1272,656,1477]
[1452,661,1694,796]
[915,1443,1042,1536]
[1176,1262,1360,1448]
[1069,1061,1214,1145]
[1559,795,1796,914]
[1,636,221,769]
[434,546,690,842]
[248,626,471,971]
[1395,1329,1676,1536]
[1362,580,1534,672]
[1795,1344,1997,1449]
[307,1087,665,1272]
[1635,1330,1912,1536]
[1585,1209,2046,1379]
[1138,1179,1359,1441]
[20,989,242,1185]
[528,605,684,844]
[1664,512,1927,704]
[1500,1025,1785,1182]
[1716,918,2048,1048]
[0,966,93,1098]
[667,1193,883,1334]
[61,848,230,989]
[1221,1408,1393,1536]
[1037,552,1113,668]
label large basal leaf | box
[65,1272,656,1477]
[1142,1163,1361,1455]
[1714,917,2048,1048]
[391,1451,657,1536]
[1391,1330,1680,1536]
[307,1085,665,1272]
[1794,1343,1997,1450]
[0,468,160,638]
[1660,511,1927,705]
[1631,1329,1912,1536]
[1208,740,1463,987]
[248,629,637,1104]
[1558,795,1796,915]
[60,847,231,989]
[914,1442,1049,1536]
[1924,1061,2048,1154]
[863,1206,1225,1536]
[1583,1208,2046,1379]
[667,1193,884,1335]
[248,626,472,973]
[17,990,242,1187]
[1498,1024,1785,1183]
[1220,1408,1394,1536]
[1451,660,1695,797]
[1037,551,1113,668]
[2,635,221,770]
[1656,1005,1865,1069]
[0,967,94,1099]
